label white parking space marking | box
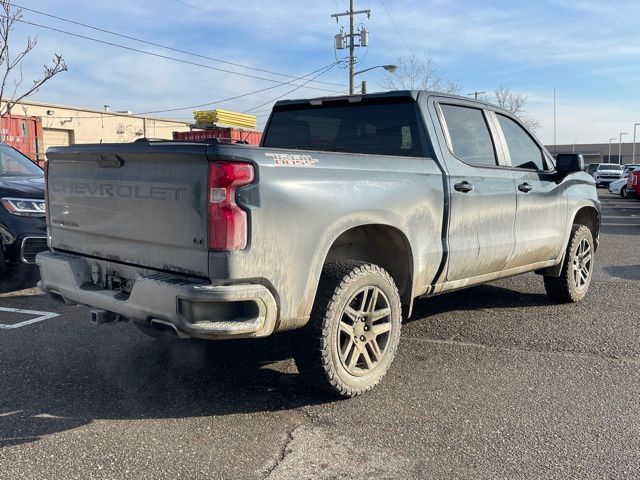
[0,307,59,329]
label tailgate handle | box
[97,154,125,168]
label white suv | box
[586,163,624,187]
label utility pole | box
[619,132,628,165]
[331,1,371,94]
[608,138,616,163]
[553,87,556,155]
[467,91,485,100]
[633,123,640,164]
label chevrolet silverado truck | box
[37,91,600,397]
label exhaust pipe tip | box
[150,318,190,339]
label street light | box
[608,137,616,162]
[618,132,628,165]
[632,123,640,164]
[353,64,398,76]
[353,64,398,94]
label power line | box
[244,63,338,112]
[12,65,336,120]
[10,2,344,90]
[23,62,337,118]
[9,17,342,94]
[379,0,414,56]
[172,0,292,44]
[134,62,338,115]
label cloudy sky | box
[10,0,640,144]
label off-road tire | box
[544,224,594,303]
[293,261,402,397]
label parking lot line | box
[0,307,59,329]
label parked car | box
[0,142,47,286]
[609,167,640,197]
[586,163,624,187]
[623,164,640,174]
[37,91,599,397]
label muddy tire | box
[544,224,594,303]
[293,261,402,397]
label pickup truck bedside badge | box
[265,152,319,167]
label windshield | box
[0,144,42,177]
[263,100,425,157]
[598,164,622,171]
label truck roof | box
[273,89,502,113]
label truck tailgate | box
[46,143,210,277]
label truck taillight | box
[44,160,50,227]
[208,161,255,251]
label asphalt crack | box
[405,336,640,366]
[261,424,300,480]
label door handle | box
[518,182,533,193]
[454,181,474,193]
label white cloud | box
[528,95,640,145]
[3,0,638,144]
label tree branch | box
[0,0,67,117]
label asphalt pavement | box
[1,190,639,479]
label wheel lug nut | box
[364,325,369,331]
[360,335,365,341]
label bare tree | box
[384,56,540,130]
[0,0,67,117]
[383,54,461,94]
[490,86,540,130]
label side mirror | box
[555,153,584,174]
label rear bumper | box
[36,251,278,339]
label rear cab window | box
[262,98,425,157]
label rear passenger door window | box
[496,114,546,170]
[440,104,498,167]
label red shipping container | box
[173,127,262,146]
[0,115,43,163]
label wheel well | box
[573,206,599,246]
[324,225,414,306]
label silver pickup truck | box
[37,91,599,397]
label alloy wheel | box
[572,238,592,291]
[337,285,392,376]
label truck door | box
[435,102,517,281]
[491,112,568,268]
